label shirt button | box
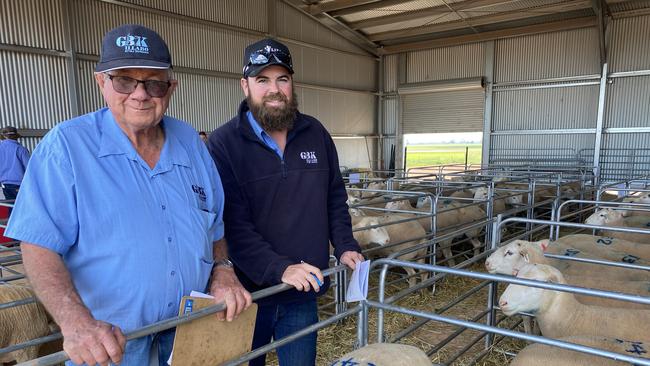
[162,205,166,210]
[168,302,173,307]
[168,237,172,243]
[171,271,175,276]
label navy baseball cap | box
[95,24,172,73]
[243,38,294,78]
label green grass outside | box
[405,143,482,168]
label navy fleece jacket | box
[207,100,361,305]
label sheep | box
[554,233,650,263]
[352,215,428,286]
[486,238,650,281]
[510,335,650,366]
[473,187,507,214]
[384,199,485,266]
[485,239,650,308]
[499,263,650,340]
[330,343,432,366]
[621,192,650,217]
[585,208,650,244]
[360,181,387,198]
[0,284,53,364]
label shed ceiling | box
[283,0,650,54]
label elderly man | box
[0,126,30,206]
[5,24,251,366]
[207,38,364,366]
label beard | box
[247,85,299,132]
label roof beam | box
[379,16,597,54]
[304,0,381,15]
[368,0,592,41]
[348,0,519,30]
[329,0,418,17]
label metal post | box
[484,214,502,348]
[593,62,608,185]
[482,41,495,168]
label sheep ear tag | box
[540,241,549,251]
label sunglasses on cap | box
[105,74,172,98]
[247,47,293,69]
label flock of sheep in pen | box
[3,170,650,365]
[344,173,650,365]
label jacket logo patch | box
[300,151,318,164]
[191,184,207,202]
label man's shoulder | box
[212,117,239,141]
[162,115,200,140]
[41,109,106,144]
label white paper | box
[346,260,370,302]
[349,173,360,184]
[189,290,214,299]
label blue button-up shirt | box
[247,111,283,158]
[0,139,30,185]
[6,108,224,335]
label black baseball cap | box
[95,24,172,73]
[1,126,20,138]
[242,38,294,78]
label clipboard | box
[170,296,258,365]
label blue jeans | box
[250,299,318,366]
[2,184,19,216]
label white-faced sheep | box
[485,239,650,308]
[499,263,650,340]
[473,187,509,214]
[352,215,429,286]
[384,199,485,266]
[585,208,650,244]
[621,192,650,217]
[510,335,650,366]
[330,343,432,366]
[0,284,53,364]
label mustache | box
[263,92,288,103]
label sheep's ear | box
[519,248,530,263]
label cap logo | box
[115,34,149,54]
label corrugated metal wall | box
[402,90,484,133]
[599,14,650,181]
[489,27,601,168]
[406,43,485,82]
[0,0,378,169]
[382,54,399,171]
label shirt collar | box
[246,111,270,142]
[97,109,190,170]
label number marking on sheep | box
[615,338,647,355]
[622,254,641,264]
[564,248,580,257]
[596,237,614,245]
[330,358,377,366]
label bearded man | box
[207,38,364,366]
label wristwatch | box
[215,258,234,269]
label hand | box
[340,251,364,270]
[281,262,324,292]
[209,266,253,322]
[60,315,126,366]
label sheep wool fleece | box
[208,99,361,305]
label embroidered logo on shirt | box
[191,185,207,202]
[300,151,318,164]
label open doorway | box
[404,132,482,173]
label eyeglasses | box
[105,74,172,98]
[247,47,293,69]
